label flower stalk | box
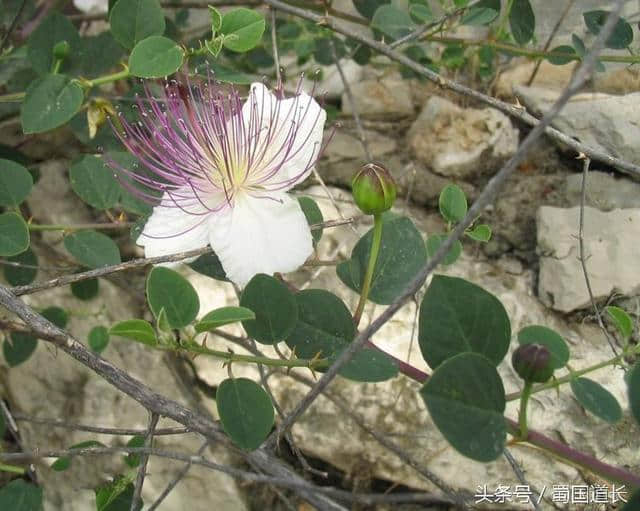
[517,381,533,440]
[353,212,383,326]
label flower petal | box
[209,192,313,287]
[138,191,218,258]
[243,82,326,190]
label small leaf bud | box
[351,162,397,215]
[512,343,554,383]
[53,40,70,60]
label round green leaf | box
[69,155,120,210]
[628,362,640,427]
[51,440,105,471]
[71,277,99,300]
[146,267,199,328]
[64,230,121,269]
[546,45,577,65]
[426,234,462,266]
[297,196,323,243]
[109,0,165,50]
[125,435,145,467]
[570,377,622,424]
[583,10,633,50]
[438,184,467,223]
[27,11,80,75]
[240,274,297,344]
[95,476,139,511]
[371,5,414,41]
[509,0,535,45]
[0,212,30,257]
[129,36,184,78]
[110,319,157,346]
[188,252,228,281]
[605,305,633,341]
[336,347,398,383]
[337,216,427,305]
[21,74,84,134]
[195,306,255,333]
[0,480,43,511]
[465,224,492,242]
[0,159,33,207]
[419,275,511,368]
[4,247,38,286]
[352,0,390,20]
[89,326,110,353]
[217,377,274,450]
[461,0,500,25]
[220,8,266,52]
[517,325,569,370]
[3,332,38,367]
[420,352,506,462]
[42,306,68,328]
[409,3,433,24]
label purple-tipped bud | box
[352,162,397,215]
[512,344,554,383]
[53,40,70,60]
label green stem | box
[353,213,383,326]
[518,381,533,440]
[83,67,130,88]
[0,462,26,475]
[174,341,329,370]
[28,221,133,232]
[0,92,25,103]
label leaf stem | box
[27,221,133,232]
[84,67,130,88]
[353,213,383,327]
[517,381,533,440]
[0,462,26,475]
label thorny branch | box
[130,412,159,511]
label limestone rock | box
[515,86,640,169]
[537,206,640,312]
[495,60,576,99]
[341,72,413,117]
[565,171,640,211]
[408,96,518,179]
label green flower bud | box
[512,344,554,383]
[53,40,70,60]
[351,162,397,215]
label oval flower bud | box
[53,40,70,60]
[512,344,554,383]
[351,162,397,215]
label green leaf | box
[297,196,323,243]
[420,352,506,462]
[337,216,427,305]
[409,3,433,23]
[572,34,586,57]
[4,247,38,286]
[42,306,68,328]
[509,0,535,45]
[0,480,43,511]
[27,11,80,75]
[461,0,500,25]
[89,326,110,353]
[106,152,156,216]
[546,45,577,65]
[628,362,640,427]
[129,36,184,78]
[371,5,414,41]
[21,74,84,134]
[0,408,4,437]
[209,6,223,33]
[426,234,462,266]
[3,332,38,367]
[64,230,121,269]
[0,212,29,257]
[438,184,467,223]
[419,275,511,368]
[195,307,255,333]
[109,0,165,49]
[220,8,266,52]
[188,252,228,281]
[517,325,569,369]
[111,319,157,346]
[69,155,120,210]
[146,267,199,328]
[95,475,140,511]
[124,435,145,467]
[583,10,633,50]
[605,305,633,341]
[74,33,124,77]
[621,489,640,511]
[0,159,33,207]
[570,377,622,424]
[217,377,274,450]
[51,440,105,471]
[240,274,297,344]
[352,0,390,20]
[71,277,99,300]
[465,224,492,242]
[287,289,397,382]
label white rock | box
[565,171,640,211]
[408,96,519,179]
[537,206,640,312]
[341,72,413,117]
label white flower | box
[73,0,108,13]
[109,79,327,287]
